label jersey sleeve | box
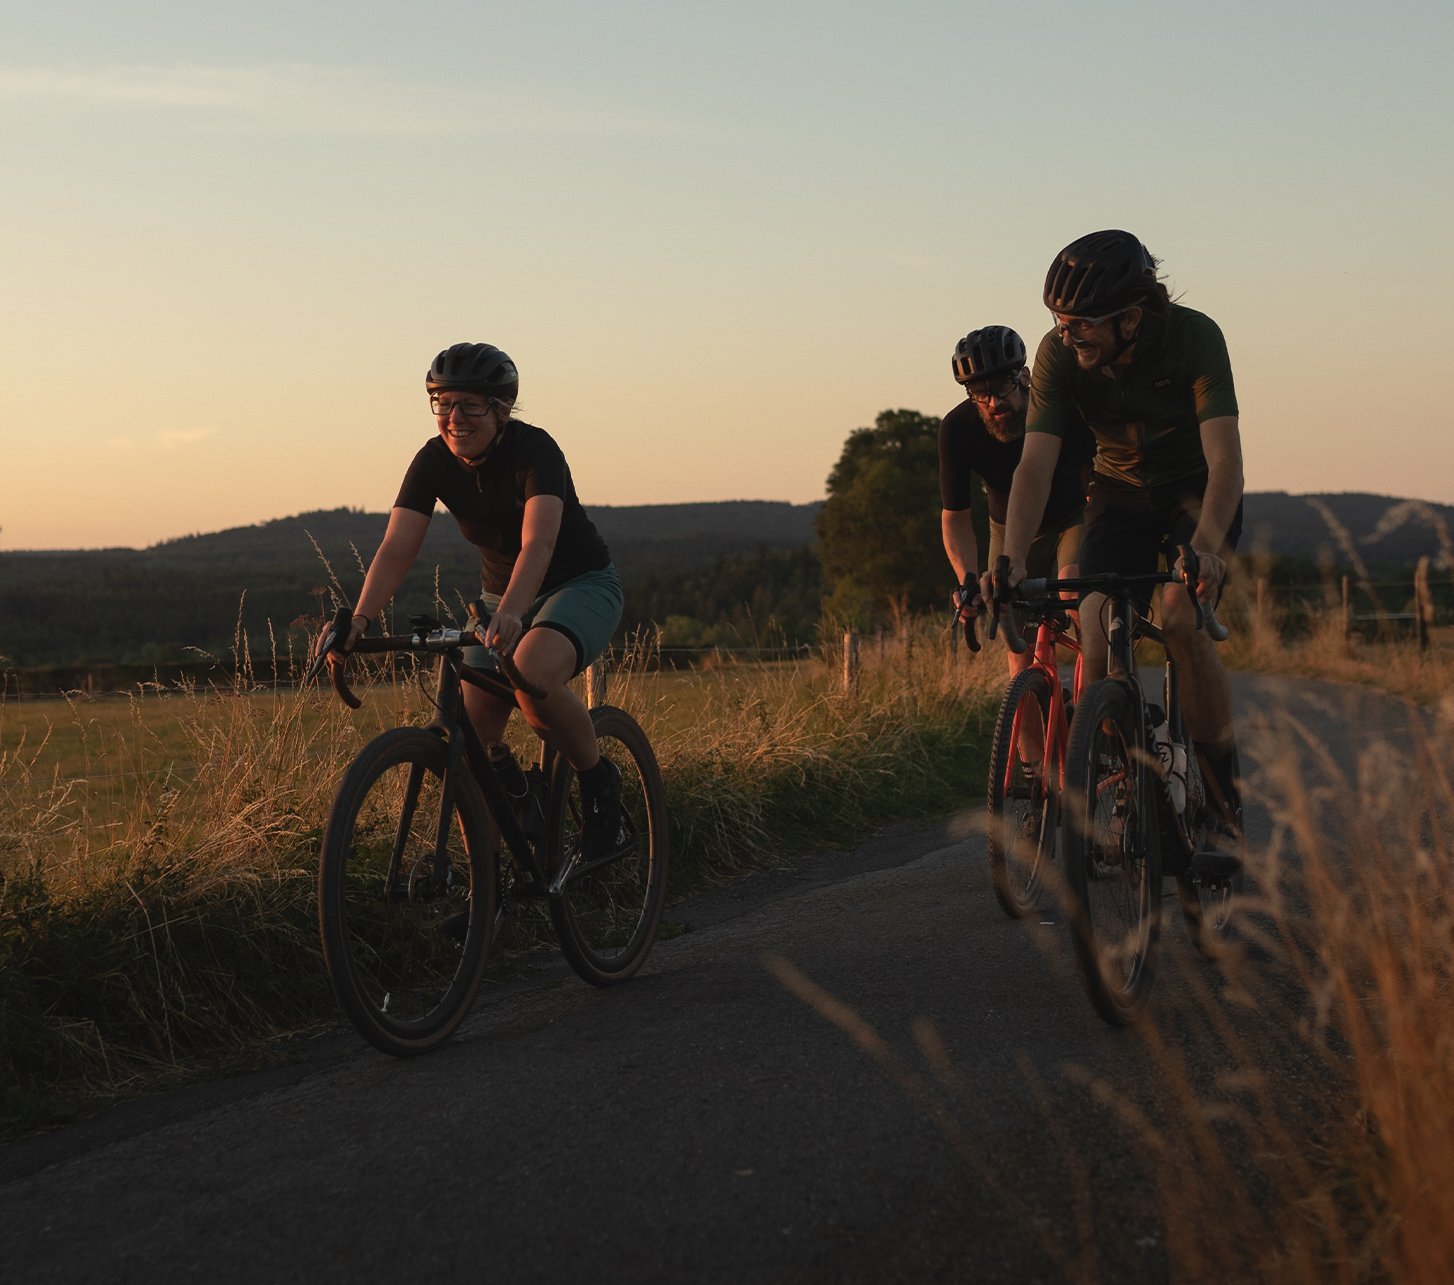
[393,442,442,515]
[520,431,569,502]
[938,411,978,511]
[1026,329,1082,439]
[1188,313,1239,422]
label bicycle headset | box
[951,326,1028,386]
[426,342,520,402]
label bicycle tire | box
[986,666,1059,918]
[547,705,668,986]
[1061,679,1162,1026]
[319,727,496,1056]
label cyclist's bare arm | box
[980,432,1061,601]
[484,495,563,654]
[941,508,979,584]
[942,507,982,617]
[1184,416,1243,600]
[327,507,431,656]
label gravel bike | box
[307,605,668,1057]
[989,551,1238,1026]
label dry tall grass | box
[0,620,1000,1132]
[774,625,1454,1283]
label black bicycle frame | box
[438,655,559,897]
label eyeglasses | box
[1052,310,1124,338]
[967,373,1022,405]
[430,394,495,419]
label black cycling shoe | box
[438,909,470,943]
[581,759,624,864]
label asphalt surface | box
[0,673,1441,1284]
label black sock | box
[1194,739,1242,830]
[579,759,612,791]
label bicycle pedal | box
[1187,849,1243,881]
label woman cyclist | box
[319,342,625,858]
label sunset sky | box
[3,0,1450,551]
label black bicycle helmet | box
[1043,230,1156,315]
[425,343,519,401]
[951,326,1027,386]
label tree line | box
[2,412,1446,684]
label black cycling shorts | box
[1078,471,1243,608]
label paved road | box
[0,674,1438,1283]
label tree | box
[815,409,954,629]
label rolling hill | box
[0,492,1448,675]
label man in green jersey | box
[987,230,1245,869]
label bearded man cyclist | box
[985,231,1245,873]
[939,325,1094,676]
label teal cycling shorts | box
[462,563,623,677]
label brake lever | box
[992,556,1027,656]
[952,583,981,654]
[306,606,354,685]
[1175,544,1207,633]
[1181,549,1230,639]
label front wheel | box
[1061,679,1161,1026]
[986,666,1060,918]
[547,705,669,986]
[318,728,496,1056]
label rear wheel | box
[1061,680,1161,1026]
[986,667,1059,918]
[547,705,668,986]
[319,728,495,1056]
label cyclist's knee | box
[1160,592,1200,641]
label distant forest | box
[0,502,826,681]
[1,492,1450,686]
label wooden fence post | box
[585,661,606,708]
[842,630,859,695]
[1341,575,1351,640]
[1415,556,1433,653]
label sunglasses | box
[1052,310,1125,338]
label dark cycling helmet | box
[1043,230,1156,315]
[425,343,519,401]
[951,326,1027,386]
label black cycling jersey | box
[394,421,611,595]
[938,399,1094,527]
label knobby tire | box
[547,705,669,987]
[319,727,496,1056]
[1061,679,1162,1026]
[986,666,1059,918]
